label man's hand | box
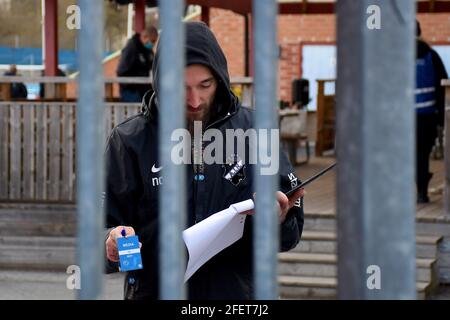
[277,188,305,223]
[105,226,142,262]
[243,188,305,223]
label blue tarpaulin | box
[0,47,113,72]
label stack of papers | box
[183,199,254,282]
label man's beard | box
[186,105,212,135]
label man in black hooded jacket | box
[116,26,158,102]
[104,21,305,300]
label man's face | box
[185,64,217,124]
[149,33,158,45]
[140,33,150,44]
[140,33,157,48]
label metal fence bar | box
[336,0,416,299]
[443,80,450,216]
[76,0,105,299]
[158,0,186,300]
[253,0,279,299]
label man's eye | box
[200,81,213,88]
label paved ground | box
[1,270,449,300]
[0,270,124,300]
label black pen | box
[285,162,337,197]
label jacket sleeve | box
[431,49,448,127]
[278,148,305,252]
[103,128,142,272]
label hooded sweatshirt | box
[117,33,154,95]
[105,21,304,300]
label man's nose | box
[187,90,201,109]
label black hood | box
[143,21,238,123]
[417,38,432,59]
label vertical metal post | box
[76,0,104,299]
[77,0,105,299]
[159,0,186,300]
[336,0,416,299]
[253,0,279,299]
[443,81,450,216]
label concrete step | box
[278,275,431,299]
[304,211,450,233]
[303,213,450,285]
[294,230,443,259]
[0,270,124,300]
[0,236,439,300]
[0,236,76,271]
[0,204,76,237]
[0,236,76,247]
[303,212,336,232]
[278,252,438,285]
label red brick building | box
[99,7,449,105]
[208,9,450,104]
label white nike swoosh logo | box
[151,164,163,173]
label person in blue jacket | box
[415,21,448,203]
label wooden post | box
[10,103,21,199]
[315,79,336,157]
[43,83,67,100]
[134,0,146,33]
[44,0,58,76]
[0,83,11,100]
[0,103,9,199]
[201,6,210,26]
[104,83,114,101]
[316,80,325,156]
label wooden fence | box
[0,102,141,203]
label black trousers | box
[416,113,437,196]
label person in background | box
[117,26,158,103]
[4,64,27,99]
[415,20,448,203]
[39,68,66,99]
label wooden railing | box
[0,76,254,203]
[0,76,152,101]
[0,76,254,105]
[0,102,141,203]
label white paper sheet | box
[183,199,254,282]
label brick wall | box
[209,9,450,104]
[277,14,336,103]
[417,13,450,42]
[91,10,449,103]
[209,8,245,78]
